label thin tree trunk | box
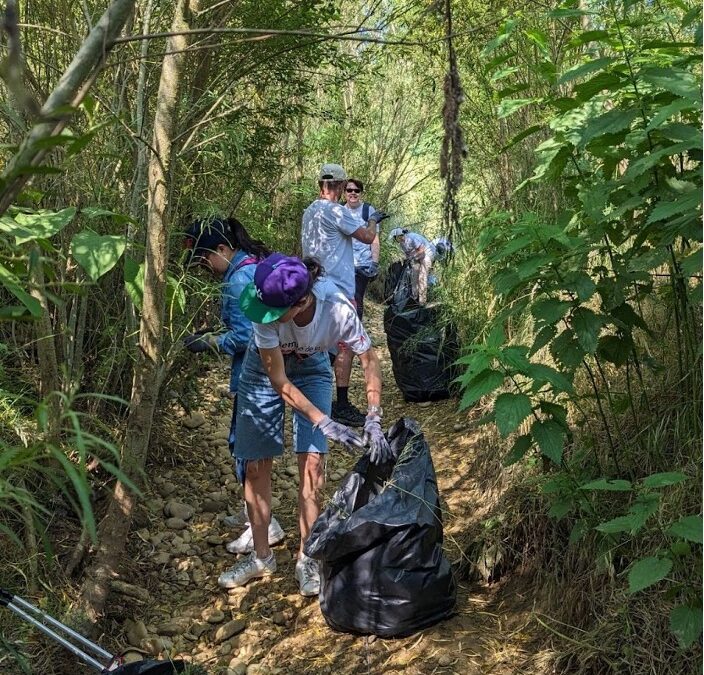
[76,0,191,628]
[28,246,61,440]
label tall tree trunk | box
[76,0,191,628]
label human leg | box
[410,259,421,300]
[354,270,369,320]
[332,348,365,426]
[418,253,433,305]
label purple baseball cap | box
[239,253,311,323]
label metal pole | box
[10,595,114,660]
[6,602,107,672]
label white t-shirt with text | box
[253,277,371,356]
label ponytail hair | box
[225,217,271,260]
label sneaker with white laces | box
[295,553,320,597]
[226,517,285,554]
[218,551,276,589]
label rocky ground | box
[100,303,553,675]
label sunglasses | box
[346,188,361,194]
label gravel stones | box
[181,411,206,429]
[165,517,188,530]
[214,619,246,643]
[164,501,195,521]
[202,607,225,624]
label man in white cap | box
[301,163,387,426]
[389,228,436,305]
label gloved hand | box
[317,415,364,452]
[362,414,393,464]
[183,332,217,353]
[358,261,379,279]
[370,211,389,224]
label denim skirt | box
[234,344,333,460]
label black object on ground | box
[0,588,187,674]
[383,261,458,402]
[305,418,457,638]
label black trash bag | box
[382,260,405,305]
[108,660,187,675]
[304,418,456,638]
[383,263,458,402]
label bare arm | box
[258,346,326,426]
[371,233,380,263]
[358,348,383,409]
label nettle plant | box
[458,2,702,648]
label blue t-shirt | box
[216,250,257,392]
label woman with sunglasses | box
[217,253,392,597]
[344,178,381,321]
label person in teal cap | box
[217,253,392,597]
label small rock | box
[271,612,286,626]
[157,482,177,498]
[165,517,188,530]
[206,535,223,546]
[215,619,246,642]
[284,466,297,477]
[140,637,164,656]
[190,621,210,638]
[164,501,195,521]
[270,496,281,510]
[156,620,186,637]
[418,401,432,408]
[124,619,149,647]
[453,422,464,432]
[152,552,171,565]
[202,608,225,624]
[202,499,222,513]
[228,660,247,675]
[182,411,206,429]
[438,653,453,667]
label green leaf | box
[526,362,574,393]
[642,472,688,489]
[660,122,703,147]
[579,108,639,148]
[71,230,126,281]
[498,98,538,118]
[564,271,596,301]
[623,141,691,180]
[573,72,624,101]
[501,124,543,152]
[459,369,505,410]
[531,298,572,325]
[494,393,533,437]
[609,303,649,332]
[499,345,532,372]
[670,605,703,649]
[124,257,145,310]
[596,514,646,534]
[530,325,557,355]
[548,8,595,18]
[0,263,42,317]
[569,519,589,545]
[646,98,700,131]
[549,498,573,519]
[7,207,76,244]
[503,434,532,466]
[572,307,603,353]
[558,57,616,85]
[628,556,672,594]
[531,419,565,465]
[580,478,633,491]
[524,29,549,55]
[568,29,611,48]
[640,67,701,102]
[647,191,702,225]
[597,334,632,366]
[681,250,703,277]
[550,329,586,367]
[668,516,703,544]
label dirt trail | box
[107,301,552,675]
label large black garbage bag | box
[304,418,456,638]
[383,263,458,402]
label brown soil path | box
[105,301,553,675]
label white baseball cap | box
[388,227,407,240]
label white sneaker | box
[226,517,285,554]
[218,552,276,589]
[295,553,320,597]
